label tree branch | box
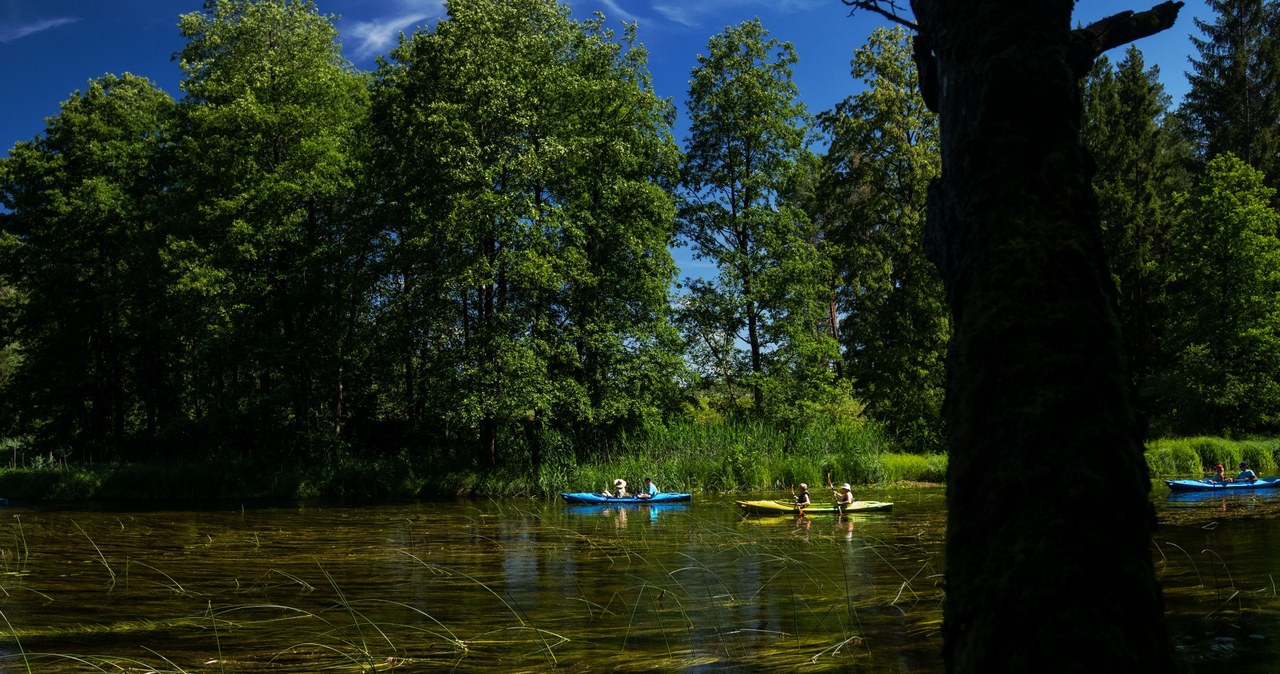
[1069,1,1184,76]
[842,0,920,32]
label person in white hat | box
[834,483,854,517]
[601,478,628,498]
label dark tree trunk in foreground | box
[848,1,1186,670]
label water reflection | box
[0,487,1274,672]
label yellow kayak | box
[735,499,893,516]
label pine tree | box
[1083,47,1191,403]
[1180,0,1280,184]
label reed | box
[71,521,115,586]
[0,609,31,674]
[4,430,1279,501]
[1144,436,1280,478]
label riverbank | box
[0,450,944,504]
[0,435,1271,504]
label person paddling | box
[637,477,658,499]
[834,483,854,518]
[793,483,812,509]
[1237,462,1257,482]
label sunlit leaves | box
[819,27,946,451]
[1157,154,1280,433]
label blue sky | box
[2,0,1209,163]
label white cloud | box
[652,0,822,29]
[343,0,450,61]
[0,16,78,43]
[594,0,638,22]
[652,3,698,27]
[346,13,433,60]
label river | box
[0,484,1276,672]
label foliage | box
[818,27,947,452]
[1180,0,1280,186]
[1083,48,1190,396]
[676,19,847,424]
[4,2,1280,472]
[1144,435,1280,476]
[169,0,374,459]
[0,73,176,458]
[368,0,685,466]
[1154,154,1280,435]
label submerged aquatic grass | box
[0,491,1276,671]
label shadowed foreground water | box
[0,485,1275,672]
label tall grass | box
[1144,437,1280,478]
[1,426,1273,502]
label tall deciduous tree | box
[679,19,840,420]
[1180,0,1280,184]
[1156,153,1280,434]
[847,0,1183,669]
[370,0,682,466]
[0,74,174,458]
[821,26,947,451]
[170,0,371,455]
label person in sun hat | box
[1236,461,1257,482]
[602,478,628,498]
[834,483,854,517]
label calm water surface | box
[0,485,1276,672]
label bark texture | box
[903,1,1183,671]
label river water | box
[0,484,1276,672]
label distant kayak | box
[1163,477,1280,492]
[560,492,692,505]
[736,499,893,515]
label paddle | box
[829,474,851,518]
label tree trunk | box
[903,1,1183,670]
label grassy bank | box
[0,431,1270,504]
[0,420,944,503]
[1144,436,1280,479]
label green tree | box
[369,0,683,465]
[820,26,947,451]
[0,74,174,459]
[678,19,841,421]
[1156,153,1280,434]
[1083,47,1191,404]
[169,0,372,456]
[1180,0,1280,184]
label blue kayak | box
[1164,477,1280,492]
[560,492,692,505]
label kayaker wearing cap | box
[794,483,811,508]
[1237,462,1257,482]
[601,479,629,498]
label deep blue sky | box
[2,0,1209,161]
